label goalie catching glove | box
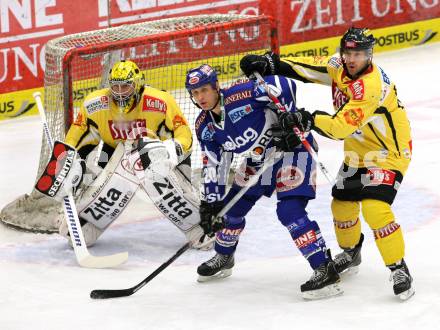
[35,141,85,202]
[137,137,184,177]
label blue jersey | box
[195,75,314,203]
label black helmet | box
[340,27,375,51]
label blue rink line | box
[0,183,437,267]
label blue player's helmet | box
[185,64,218,93]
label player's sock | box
[290,219,329,269]
[214,216,245,255]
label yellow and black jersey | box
[65,85,192,158]
[279,54,412,175]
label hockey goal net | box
[0,14,278,233]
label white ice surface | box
[1,43,440,330]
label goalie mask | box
[109,60,143,115]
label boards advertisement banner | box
[1,0,439,121]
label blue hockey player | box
[185,64,342,299]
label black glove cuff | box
[263,52,280,75]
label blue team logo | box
[379,66,390,85]
[228,104,254,123]
[201,122,215,141]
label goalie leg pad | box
[139,165,201,233]
[77,143,139,230]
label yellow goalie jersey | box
[65,86,192,157]
[281,55,412,175]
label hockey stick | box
[33,92,128,268]
[90,150,279,299]
[254,72,335,184]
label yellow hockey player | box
[240,27,414,300]
[50,60,212,250]
[66,60,192,166]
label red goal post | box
[0,14,278,233]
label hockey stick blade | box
[79,252,129,269]
[90,242,191,299]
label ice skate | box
[334,233,364,275]
[389,259,415,301]
[197,253,234,282]
[301,254,343,300]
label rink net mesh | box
[0,14,278,232]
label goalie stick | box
[254,72,335,185]
[90,149,279,299]
[33,92,128,268]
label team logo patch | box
[84,96,109,115]
[276,166,304,192]
[234,163,257,187]
[228,104,254,123]
[188,76,199,85]
[73,112,84,126]
[343,108,364,126]
[143,95,167,113]
[201,122,215,141]
[349,80,365,100]
[328,56,342,69]
[173,115,188,130]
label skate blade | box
[197,268,233,283]
[302,283,344,300]
[340,265,359,276]
[398,287,415,301]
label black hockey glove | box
[199,200,225,235]
[279,109,314,133]
[271,123,302,152]
[240,52,280,77]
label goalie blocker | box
[35,141,85,201]
[40,140,212,249]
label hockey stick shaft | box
[90,242,191,299]
[90,150,278,299]
[253,72,335,184]
[33,92,128,268]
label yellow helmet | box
[108,60,142,114]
